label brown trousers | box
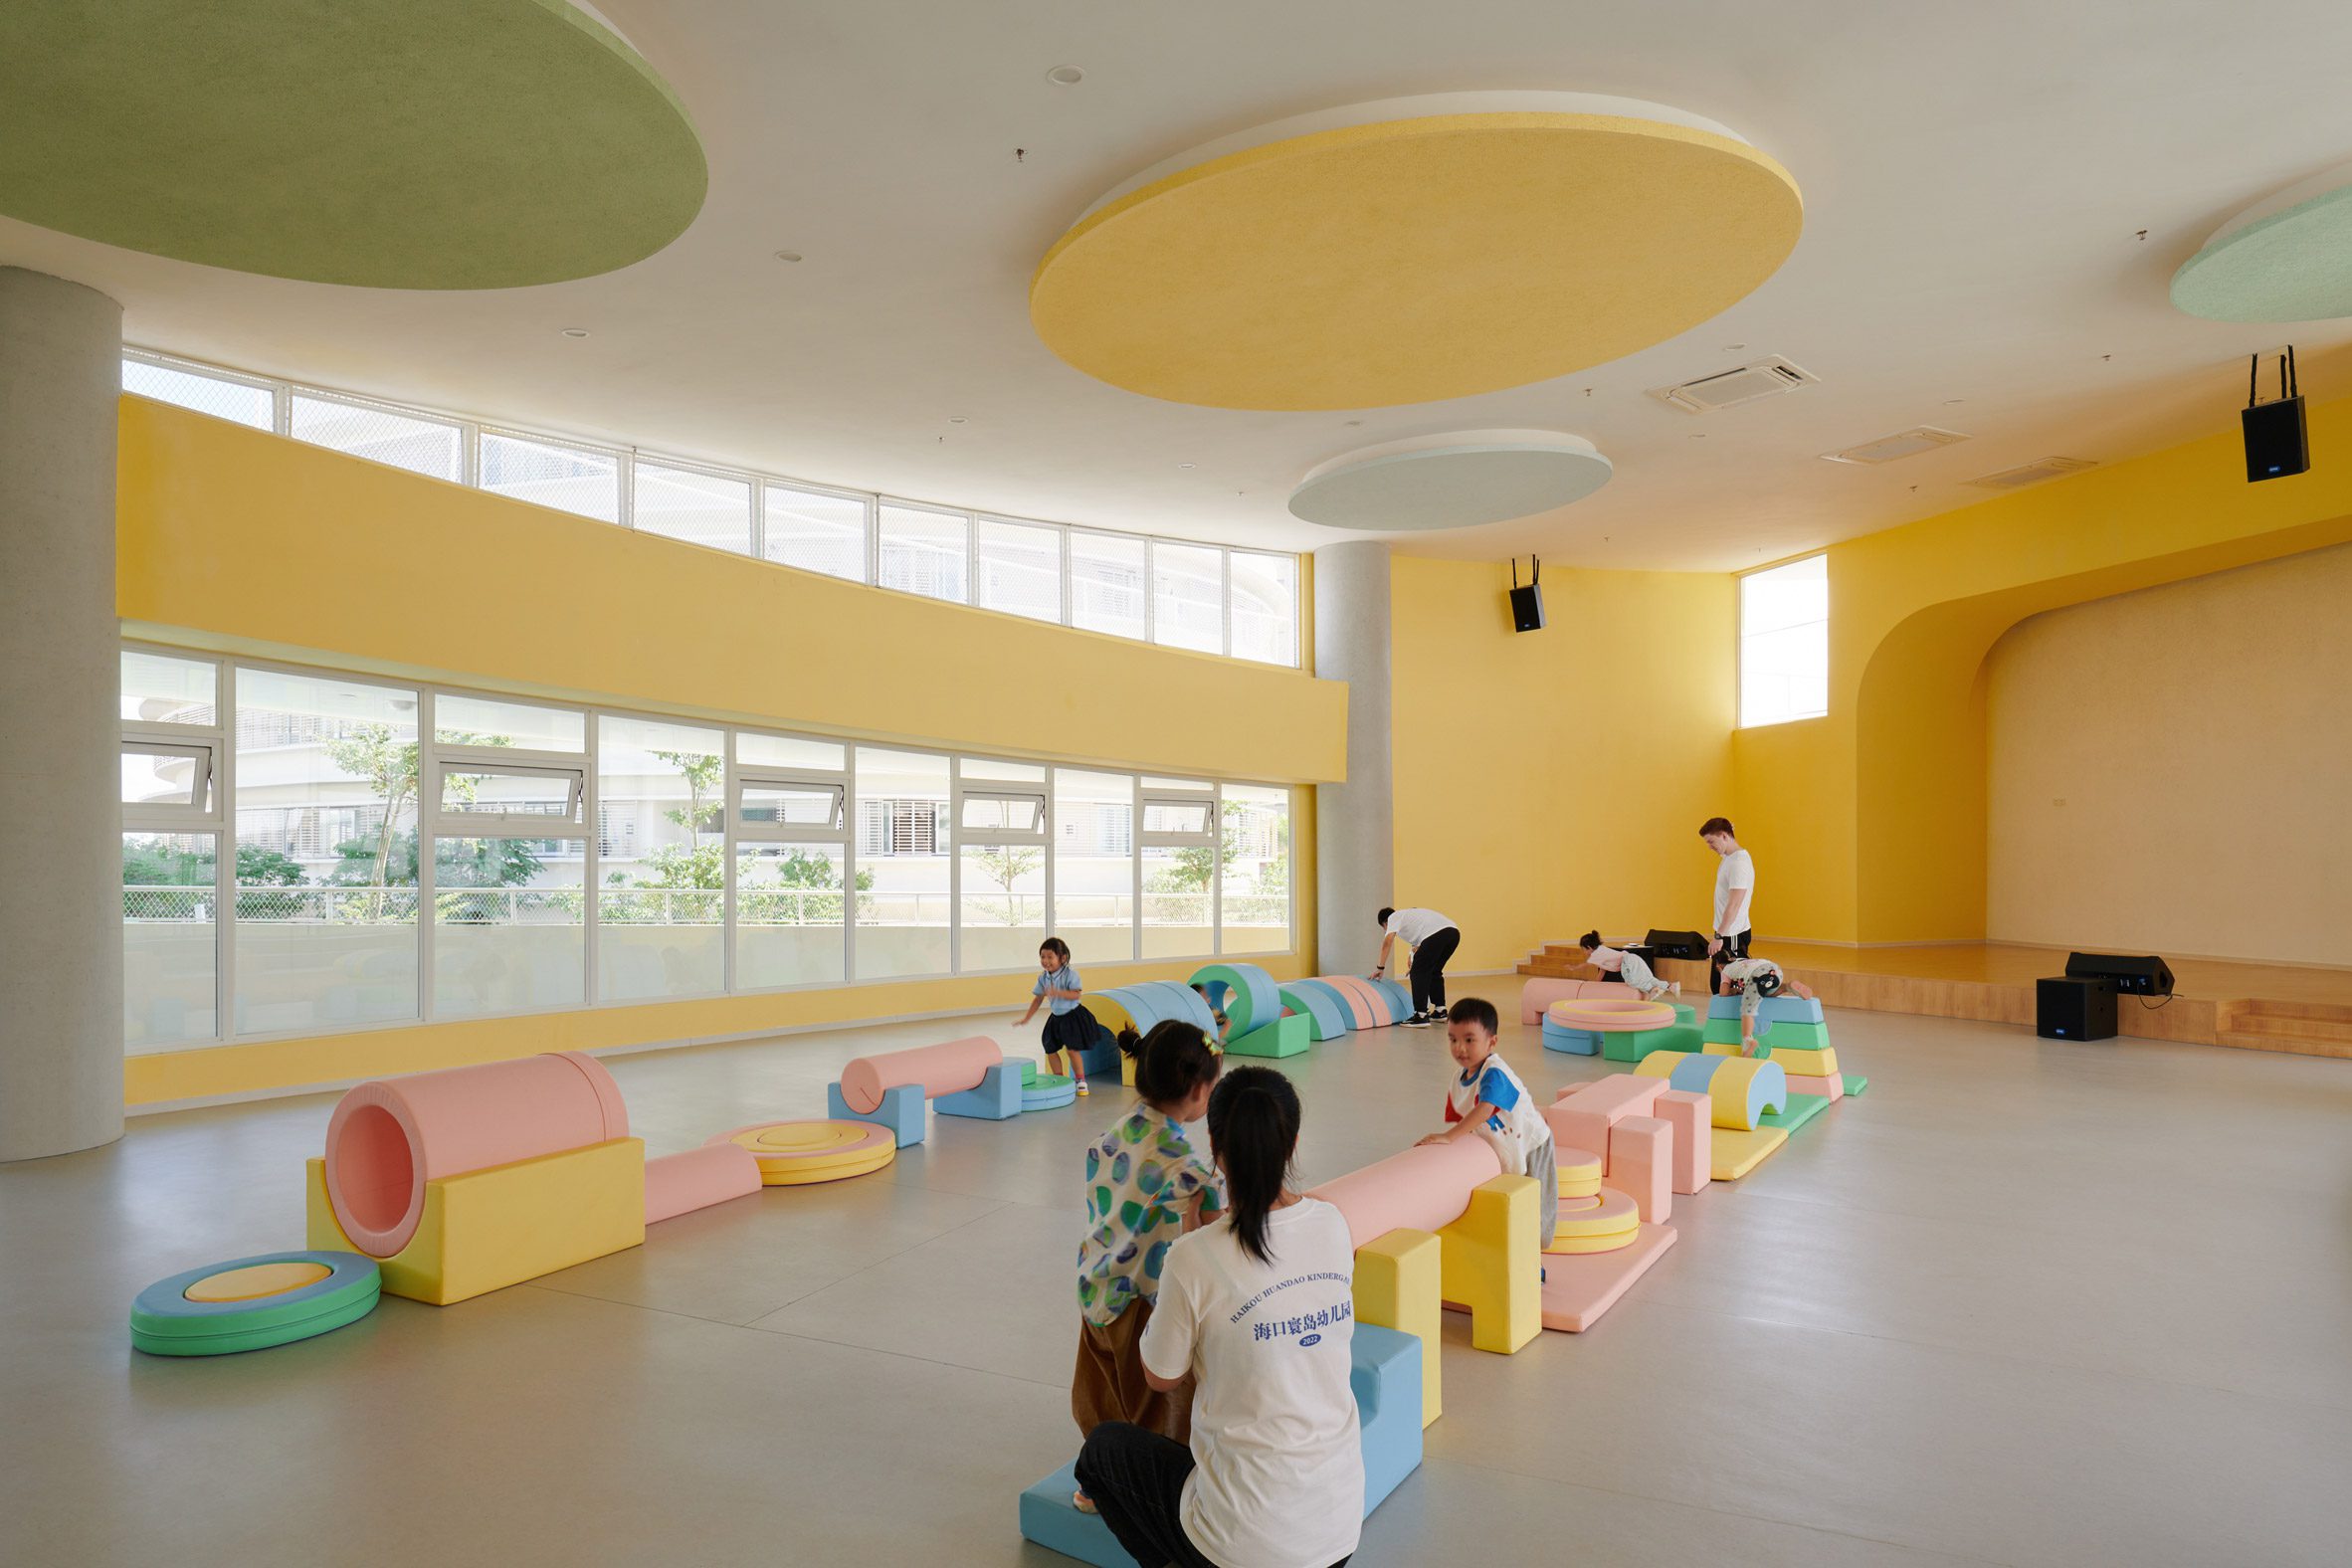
[1073,1300,1193,1444]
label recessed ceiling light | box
[1344,419,1364,427]
[1177,462,1196,470]
[774,250,803,263]
[1688,433,1706,440]
[560,327,590,338]
[1725,342,1746,351]
[1047,64,1085,86]
[1944,398,1966,405]
[948,416,968,425]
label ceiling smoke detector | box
[1963,456,2097,491]
[1822,426,1971,466]
[1647,355,1818,414]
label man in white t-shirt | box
[1371,905,1461,1028]
[1699,816,1755,995]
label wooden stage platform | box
[1517,940,2352,1059]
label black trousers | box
[1710,928,1752,995]
[1408,925,1461,1015]
[1074,1421,1350,1568]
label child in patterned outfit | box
[1718,955,1818,1056]
[1416,997,1557,1250]
[1070,1020,1224,1512]
[1578,929,1681,1003]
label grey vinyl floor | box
[4,981,2349,1567]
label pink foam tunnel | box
[1519,977,1622,1024]
[1307,1137,1502,1249]
[645,1143,761,1225]
[838,1036,1001,1114]
[323,1051,631,1259]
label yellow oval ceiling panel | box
[1032,109,1802,411]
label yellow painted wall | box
[1985,541,2352,964]
[1736,395,2352,945]
[1388,556,1734,973]
[115,398,1339,1103]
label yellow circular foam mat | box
[182,1261,333,1303]
[712,1120,896,1187]
[1549,1188,1639,1240]
[1031,103,1801,410]
[1545,1228,1642,1256]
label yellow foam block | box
[1559,1174,1601,1199]
[1438,1174,1540,1355]
[1544,1228,1640,1256]
[1550,1188,1638,1240]
[306,1138,646,1306]
[1353,1228,1442,1428]
[1708,1124,1789,1180]
[1761,1045,1838,1078]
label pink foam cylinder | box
[1315,976,1381,1030]
[1307,1137,1502,1248]
[645,1143,761,1224]
[323,1051,630,1260]
[838,1036,1001,1115]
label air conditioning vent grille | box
[1964,457,2096,490]
[1647,355,1820,414]
[1822,427,1972,466]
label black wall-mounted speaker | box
[1509,583,1546,632]
[2243,397,2308,482]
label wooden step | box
[2219,1012,2352,1046]
[2217,1027,2352,1061]
[2234,998,2352,1026]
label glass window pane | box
[289,394,462,481]
[123,359,275,429]
[959,842,1045,972]
[878,503,969,602]
[1053,769,1133,951]
[960,795,1043,835]
[635,462,752,555]
[736,844,849,988]
[855,747,950,979]
[1143,798,1212,837]
[433,841,583,1018]
[480,431,620,523]
[123,832,218,1051]
[975,518,1062,622]
[962,758,1047,785]
[742,783,844,831]
[121,651,218,725]
[1071,533,1147,640]
[438,765,583,827]
[1152,542,1224,654]
[1219,785,1291,955]
[1739,556,1829,727]
[121,744,211,811]
[233,669,421,1035]
[1142,845,1215,959]
[1741,555,1829,637]
[597,716,725,1002]
[435,694,585,752]
[765,485,868,582]
[739,732,846,772]
[1230,552,1299,667]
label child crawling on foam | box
[1415,998,1557,1252]
[1578,930,1680,1003]
[1718,955,1819,1056]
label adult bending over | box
[1698,818,1755,994]
[1074,1067,1363,1568]
[1373,904,1461,1028]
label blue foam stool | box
[1706,993,1824,1025]
[826,1079,926,1147]
[1540,1021,1602,1056]
[937,1060,1021,1121]
[1022,1075,1079,1111]
[1280,979,1356,1039]
[1020,1322,1423,1564]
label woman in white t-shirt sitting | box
[1074,1066,1365,1568]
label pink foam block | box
[644,1143,762,1225]
[838,1037,1001,1114]
[1539,1222,1677,1332]
[1605,1115,1672,1225]
[1543,1074,1667,1175]
[1519,977,1617,1024]
[1785,1073,1844,1102]
[1319,975,1386,1029]
[1655,1089,1710,1196]
[1307,1138,1502,1249]
[324,1051,631,1260]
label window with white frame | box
[116,641,1297,1053]
[635,462,753,556]
[1151,541,1225,654]
[479,430,622,523]
[289,392,463,482]
[764,484,869,583]
[122,357,274,430]
[1230,551,1299,667]
[1740,555,1830,727]
[878,502,969,603]
[975,517,1063,623]
[1070,531,1148,641]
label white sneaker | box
[1669,981,1683,999]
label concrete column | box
[0,269,124,1161]
[1312,540,1394,976]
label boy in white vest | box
[1416,997,1556,1249]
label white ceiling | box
[9,0,2352,571]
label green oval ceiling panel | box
[0,1,706,290]
[2172,177,2352,322]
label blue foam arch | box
[1277,980,1350,1041]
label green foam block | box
[1756,1019,1830,1051]
[1841,1074,1867,1095]
[1758,1093,1831,1134]
[1224,1012,1311,1059]
[1603,1022,1703,1064]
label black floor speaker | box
[2037,976,2118,1042]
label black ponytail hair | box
[1039,937,1073,964]
[1578,929,1603,950]
[1115,1024,1145,1061]
[1133,1020,1220,1109]
[1205,1066,1301,1266]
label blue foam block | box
[1277,981,1349,1041]
[1137,979,1223,1034]
[826,1079,926,1147]
[1705,993,1822,1025]
[1073,1018,1123,1079]
[937,1060,1022,1121]
[1540,1021,1602,1056]
[1282,979,1357,1039]
[1369,976,1413,1020]
[1019,1322,1423,1564]
[1022,1079,1079,1111]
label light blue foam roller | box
[1368,976,1413,1020]
[1190,962,1281,1036]
[1539,1020,1601,1056]
[1276,980,1350,1041]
